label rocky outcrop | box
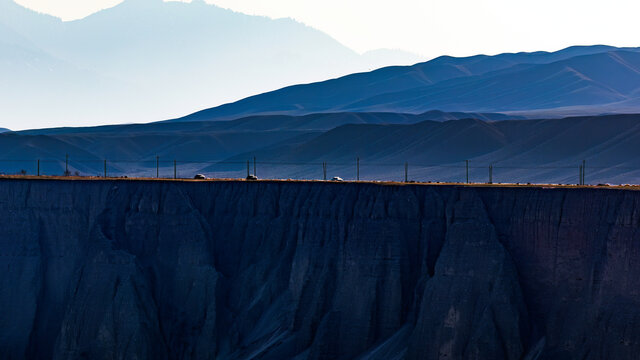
[0,179,639,359]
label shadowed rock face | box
[0,179,639,359]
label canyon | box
[1,179,639,359]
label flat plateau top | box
[0,175,636,191]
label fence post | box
[37,159,40,176]
[465,160,469,184]
[104,160,107,178]
[156,156,159,178]
[174,160,177,179]
[357,157,360,181]
[405,162,408,183]
[489,164,493,184]
[65,154,69,176]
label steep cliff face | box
[0,179,639,359]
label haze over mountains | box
[6,2,640,357]
[0,0,423,129]
[5,0,640,130]
[181,45,640,121]
[4,10,640,186]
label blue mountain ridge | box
[176,45,640,121]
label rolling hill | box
[178,46,640,121]
[19,110,521,135]
[3,112,640,185]
[2,111,509,176]
[211,114,640,185]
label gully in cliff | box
[0,178,638,359]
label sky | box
[12,0,640,59]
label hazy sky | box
[13,0,640,59]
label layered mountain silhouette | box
[4,5,640,186]
[2,111,511,176]
[214,114,640,184]
[0,0,422,129]
[180,45,640,121]
[4,112,640,185]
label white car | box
[331,176,344,182]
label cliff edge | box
[0,179,639,359]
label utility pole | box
[104,160,107,178]
[174,160,177,179]
[582,160,586,185]
[405,162,408,183]
[65,154,69,176]
[579,164,583,185]
[253,156,257,177]
[37,159,40,176]
[323,162,327,180]
[489,164,493,184]
[465,160,469,184]
[156,156,159,178]
[357,157,360,181]
[246,160,250,178]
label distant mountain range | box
[206,114,640,185]
[0,0,423,129]
[4,111,640,185]
[3,110,510,176]
[3,7,640,187]
[179,45,640,121]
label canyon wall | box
[1,179,639,359]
